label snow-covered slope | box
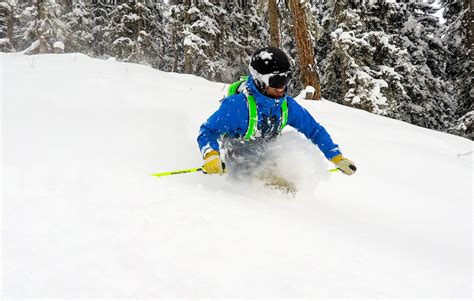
[2,53,472,298]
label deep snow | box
[2,53,472,298]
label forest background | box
[0,0,472,139]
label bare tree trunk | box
[288,0,321,100]
[184,47,193,74]
[183,0,193,74]
[6,3,14,45]
[172,25,179,72]
[337,48,348,96]
[464,0,472,63]
[268,0,280,47]
[35,0,50,53]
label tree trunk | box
[288,0,321,100]
[183,0,193,74]
[268,0,280,47]
[172,25,179,72]
[464,0,472,63]
[7,3,14,46]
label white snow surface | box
[2,53,472,299]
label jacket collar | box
[246,75,286,107]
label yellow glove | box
[331,155,357,175]
[202,150,225,175]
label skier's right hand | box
[202,150,225,175]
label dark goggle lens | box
[269,72,292,88]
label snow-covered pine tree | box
[61,0,94,55]
[319,0,394,113]
[107,0,163,67]
[89,1,113,58]
[311,0,334,97]
[146,0,166,69]
[217,0,268,82]
[395,1,453,130]
[163,0,183,72]
[165,0,267,82]
[184,0,223,78]
[0,0,17,51]
[165,0,224,79]
[15,0,68,54]
[318,0,453,132]
[441,0,473,139]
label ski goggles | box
[268,71,292,88]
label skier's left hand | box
[331,155,357,175]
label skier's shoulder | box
[220,76,251,105]
[284,95,303,110]
[284,95,318,124]
[220,91,247,108]
[285,95,299,105]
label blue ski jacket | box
[197,76,342,160]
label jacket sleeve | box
[197,96,247,157]
[286,97,342,160]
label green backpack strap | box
[243,95,287,140]
[244,94,258,141]
[227,76,257,141]
[227,76,287,140]
[280,98,288,131]
[227,76,249,97]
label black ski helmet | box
[249,47,292,89]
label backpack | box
[226,76,288,141]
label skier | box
[197,46,356,181]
